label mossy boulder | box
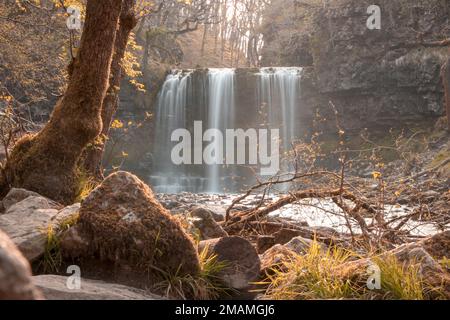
[71,171,201,285]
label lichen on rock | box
[71,171,201,285]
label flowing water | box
[151,70,193,193]
[150,67,303,193]
[258,67,302,151]
[206,68,236,193]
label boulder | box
[189,207,228,240]
[190,206,224,222]
[259,237,319,276]
[256,235,276,254]
[0,230,42,300]
[60,225,89,259]
[422,231,450,261]
[1,188,43,211]
[199,236,260,290]
[259,244,296,277]
[273,228,305,245]
[51,203,80,226]
[33,275,163,300]
[0,195,59,261]
[0,193,79,262]
[71,171,200,286]
[285,236,318,255]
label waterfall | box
[206,68,236,193]
[257,67,302,152]
[151,70,193,193]
[149,67,302,194]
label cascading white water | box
[150,67,302,194]
[258,67,302,151]
[151,70,194,193]
[206,68,236,193]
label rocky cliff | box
[261,0,450,132]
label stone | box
[0,230,42,300]
[190,206,224,222]
[189,207,228,240]
[422,231,450,260]
[0,195,60,261]
[51,203,80,225]
[72,171,200,286]
[285,236,318,255]
[259,236,320,277]
[1,188,44,211]
[256,235,276,254]
[259,244,296,277]
[199,236,260,290]
[33,275,163,300]
[273,226,340,246]
[273,228,304,245]
[59,225,90,259]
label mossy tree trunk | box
[442,56,450,131]
[82,0,137,179]
[0,0,123,203]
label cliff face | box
[261,0,450,132]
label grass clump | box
[439,257,450,271]
[40,225,63,274]
[74,169,98,203]
[371,255,425,300]
[152,244,232,300]
[37,213,80,274]
[262,240,359,300]
[262,240,443,300]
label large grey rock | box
[0,230,42,300]
[51,203,80,226]
[33,275,163,300]
[0,195,79,262]
[1,188,43,211]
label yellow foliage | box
[372,171,382,179]
[111,119,124,129]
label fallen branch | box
[225,189,342,232]
[225,171,358,222]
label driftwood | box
[223,188,377,240]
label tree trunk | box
[82,0,137,179]
[442,57,450,131]
[0,0,123,203]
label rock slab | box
[33,275,163,300]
